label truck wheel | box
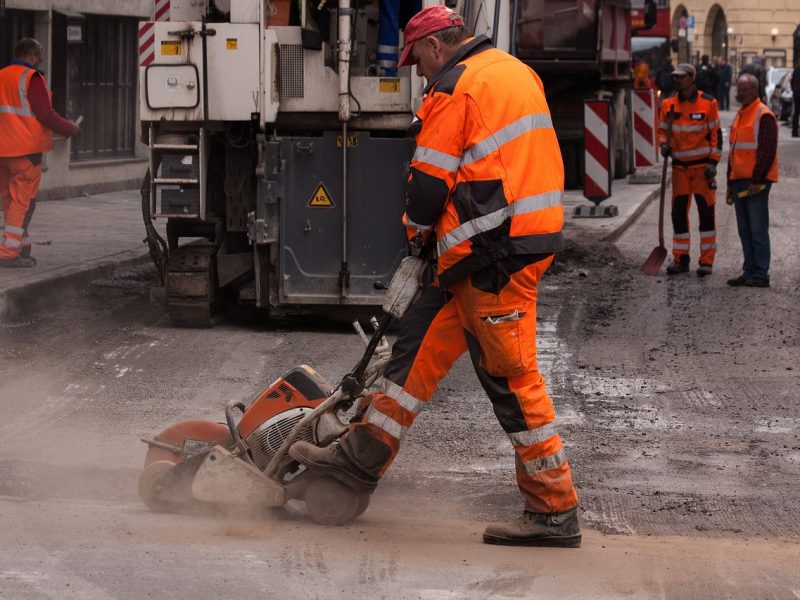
[304,476,363,526]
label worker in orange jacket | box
[0,38,80,267]
[291,6,581,548]
[658,63,722,277]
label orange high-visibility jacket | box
[0,64,52,157]
[404,36,564,287]
[729,100,779,183]
[658,90,721,168]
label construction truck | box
[139,0,633,326]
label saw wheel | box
[138,460,192,512]
[304,476,369,526]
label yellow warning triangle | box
[308,182,335,207]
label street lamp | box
[771,27,778,43]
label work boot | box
[727,275,746,287]
[666,258,689,274]
[744,278,769,288]
[0,256,36,268]
[289,441,378,494]
[696,264,713,277]
[482,507,582,548]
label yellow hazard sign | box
[161,41,181,55]
[379,78,400,93]
[226,38,238,50]
[308,182,335,208]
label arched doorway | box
[671,4,689,63]
[705,4,728,60]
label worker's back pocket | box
[474,303,535,377]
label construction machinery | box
[139,0,634,326]
[138,255,426,524]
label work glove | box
[704,163,717,179]
[660,144,671,158]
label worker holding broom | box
[658,63,722,277]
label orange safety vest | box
[658,90,721,167]
[405,36,564,287]
[729,100,779,183]
[0,64,52,157]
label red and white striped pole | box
[139,0,170,67]
[583,99,611,204]
[632,89,656,168]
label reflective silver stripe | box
[1,237,22,249]
[378,44,398,55]
[378,60,398,68]
[404,216,434,232]
[382,380,426,414]
[4,224,24,235]
[673,241,690,249]
[734,142,757,149]
[461,113,553,166]
[413,146,461,173]
[364,404,404,440]
[521,449,567,476]
[671,123,710,132]
[699,230,715,238]
[508,421,558,447]
[672,147,712,159]
[700,242,717,250]
[0,69,34,117]
[437,190,562,255]
[674,232,690,239]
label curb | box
[0,249,153,319]
[601,184,662,243]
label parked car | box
[765,67,791,103]
[769,71,793,122]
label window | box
[67,15,139,161]
[0,9,35,66]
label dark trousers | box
[792,96,800,136]
[731,180,771,282]
[718,84,730,110]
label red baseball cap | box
[398,6,465,68]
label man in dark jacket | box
[791,64,800,137]
[716,56,732,110]
[696,55,719,98]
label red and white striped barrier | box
[583,99,611,203]
[139,22,156,66]
[139,0,170,67]
[154,0,171,22]
[632,89,656,168]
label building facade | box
[671,1,800,71]
[1,1,150,199]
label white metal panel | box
[262,28,280,122]
[206,23,261,120]
[231,0,260,22]
[139,21,205,121]
[145,64,201,109]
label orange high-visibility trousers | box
[671,166,716,266]
[0,156,41,260]
[341,256,579,514]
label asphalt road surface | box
[0,116,798,599]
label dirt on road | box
[1,172,799,597]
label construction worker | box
[0,38,79,267]
[658,63,722,277]
[725,73,779,288]
[291,5,581,548]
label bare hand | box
[747,182,762,197]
